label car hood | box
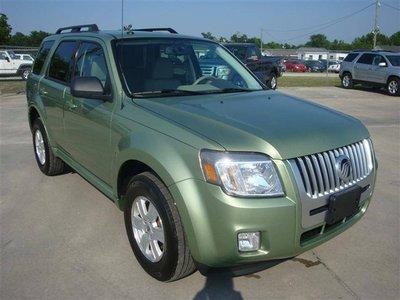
[134,90,369,160]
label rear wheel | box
[31,119,66,175]
[124,172,195,281]
[267,74,277,90]
[387,77,399,96]
[20,67,31,80]
[341,73,353,89]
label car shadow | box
[193,259,287,300]
[336,85,390,96]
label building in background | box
[296,47,329,60]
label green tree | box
[0,13,12,44]
[201,32,217,41]
[28,31,51,46]
[351,32,390,49]
[9,32,30,46]
[389,31,400,45]
[305,34,330,48]
[230,32,248,43]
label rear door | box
[63,40,115,184]
[354,53,374,81]
[40,40,79,146]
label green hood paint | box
[135,90,370,159]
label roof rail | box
[133,28,178,34]
[55,24,99,34]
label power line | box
[271,2,376,43]
[265,1,375,33]
[381,1,400,11]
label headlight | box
[200,150,284,197]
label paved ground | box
[1,87,399,299]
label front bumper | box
[169,160,376,268]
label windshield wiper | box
[132,89,204,98]
[213,88,260,94]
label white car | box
[16,54,34,61]
[328,61,341,73]
[0,50,33,80]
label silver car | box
[339,51,400,96]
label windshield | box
[116,38,263,97]
[225,45,247,60]
[387,55,400,67]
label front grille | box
[294,139,373,198]
[200,66,215,76]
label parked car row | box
[282,59,342,73]
[0,50,33,80]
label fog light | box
[237,232,260,252]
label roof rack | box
[133,28,178,34]
[55,24,99,34]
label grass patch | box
[0,81,26,95]
[279,76,340,87]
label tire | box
[124,172,195,281]
[267,74,277,90]
[387,77,400,96]
[20,67,31,81]
[341,73,353,89]
[32,118,66,175]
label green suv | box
[26,24,377,281]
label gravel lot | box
[1,87,399,299]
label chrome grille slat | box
[294,140,373,198]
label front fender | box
[113,127,207,208]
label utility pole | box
[373,0,381,49]
[260,29,264,54]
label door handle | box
[39,89,48,96]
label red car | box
[284,60,309,72]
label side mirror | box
[378,62,387,67]
[5,57,10,62]
[71,76,111,101]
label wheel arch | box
[387,74,399,83]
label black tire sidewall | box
[124,175,179,281]
[32,119,51,174]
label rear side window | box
[74,42,110,90]
[343,53,359,62]
[32,41,54,74]
[357,53,374,65]
[48,41,78,83]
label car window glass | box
[74,42,110,91]
[357,53,374,65]
[33,40,55,74]
[386,55,400,66]
[344,53,358,62]
[372,55,385,65]
[0,52,7,60]
[48,41,78,83]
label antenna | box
[121,0,124,37]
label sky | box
[1,0,399,44]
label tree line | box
[202,31,399,51]
[1,13,399,50]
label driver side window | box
[74,42,110,93]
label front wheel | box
[124,172,195,281]
[387,77,400,96]
[341,73,353,89]
[20,67,31,80]
[267,74,277,90]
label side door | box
[353,53,374,81]
[63,40,115,185]
[39,40,79,146]
[371,54,388,84]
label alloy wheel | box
[342,75,350,87]
[131,196,165,262]
[34,130,46,165]
[388,80,398,95]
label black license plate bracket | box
[326,186,362,225]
